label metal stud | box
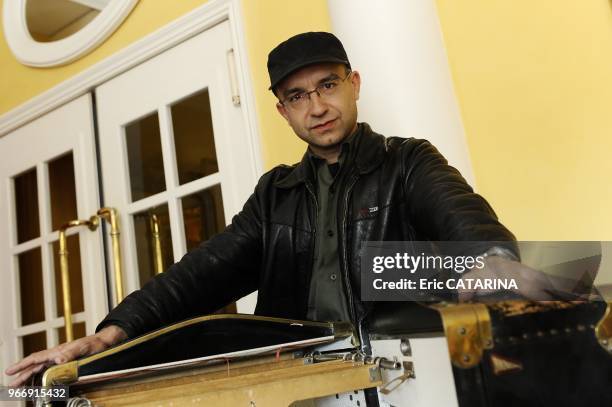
[400,339,412,356]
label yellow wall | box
[240,0,332,168]
[4,0,609,241]
[0,0,210,113]
[0,0,331,169]
[436,0,612,240]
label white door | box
[0,94,108,381]
[96,20,259,312]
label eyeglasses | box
[279,71,353,111]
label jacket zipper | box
[304,181,318,303]
[340,173,359,324]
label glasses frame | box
[278,71,353,110]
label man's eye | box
[288,94,305,103]
[322,81,338,90]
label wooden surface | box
[73,357,381,406]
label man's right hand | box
[4,325,127,387]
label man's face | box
[275,63,361,162]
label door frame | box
[0,0,264,182]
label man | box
[6,32,530,387]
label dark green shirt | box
[306,125,361,322]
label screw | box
[400,339,412,356]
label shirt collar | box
[274,122,386,189]
[306,123,362,170]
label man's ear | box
[276,101,290,122]
[350,70,361,101]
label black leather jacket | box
[98,123,515,338]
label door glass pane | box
[22,331,47,357]
[48,152,77,231]
[125,112,166,201]
[133,204,174,287]
[52,235,85,317]
[18,247,44,325]
[14,168,40,243]
[171,89,218,185]
[57,322,86,343]
[182,185,225,252]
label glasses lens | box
[319,80,340,96]
[285,73,350,110]
[288,95,307,110]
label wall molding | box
[0,0,264,177]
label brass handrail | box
[97,207,124,304]
[57,208,124,342]
[58,217,99,342]
[150,214,164,275]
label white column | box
[328,0,475,185]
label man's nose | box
[308,91,327,116]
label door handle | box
[226,48,240,106]
[58,217,99,342]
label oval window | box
[3,0,138,67]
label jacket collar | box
[274,122,386,189]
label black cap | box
[267,31,351,91]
